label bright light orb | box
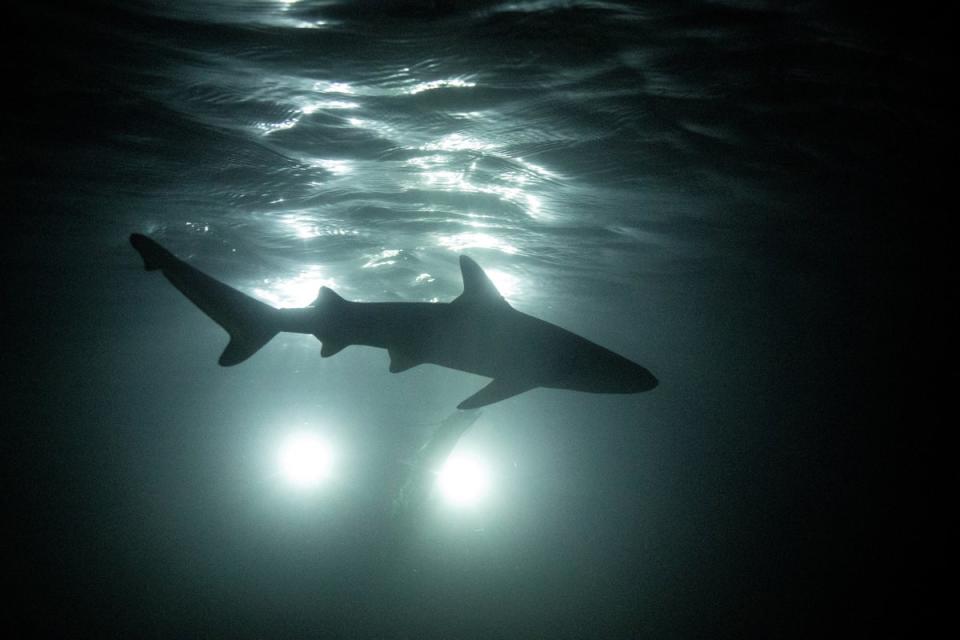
[278,432,333,489]
[436,453,490,507]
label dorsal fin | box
[455,255,509,307]
[311,286,347,308]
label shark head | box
[549,335,658,395]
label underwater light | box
[436,452,490,507]
[278,432,333,489]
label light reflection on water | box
[202,51,560,305]
[480,268,522,301]
[252,265,336,308]
[138,0,692,312]
[408,77,477,95]
[420,132,498,152]
[437,231,518,255]
[362,249,402,269]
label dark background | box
[3,1,945,636]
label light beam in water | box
[436,452,491,507]
[278,432,333,489]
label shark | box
[130,234,657,409]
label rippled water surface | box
[7,1,939,636]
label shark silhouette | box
[130,234,657,409]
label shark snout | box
[633,366,658,392]
[606,352,658,393]
[606,362,658,394]
[558,348,658,395]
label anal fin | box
[320,340,347,357]
[457,378,535,410]
[388,349,421,373]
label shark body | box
[130,234,657,409]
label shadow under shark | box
[130,234,657,409]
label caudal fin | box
[130,233,280,366]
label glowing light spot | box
[421,133,498,152]
[516,157,560,179]
[345,116,399,140]
[257,116,300,135]
[300,100,359,113]
[313,81,356,95]
[406,155,451,171]
[184,221,210,233]
[524,192,543,217]
[437,453,490,507]
[408,77,476,95]
[450,111,489,121]
[280,213,322,239]
[420,169,467,189]
[411,165,548,220]
[438,232,518,255]
[309,158,353,175]
[278,432,333,489]
[363,249,401,269]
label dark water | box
[5,1,942,636]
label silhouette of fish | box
[130,234,657,408]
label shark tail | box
[130,233,281,366]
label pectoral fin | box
[457,378,535,410]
